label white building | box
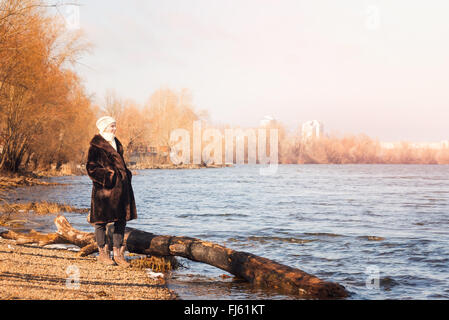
[301,120,324,140]
[260,115,276,127]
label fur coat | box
[86,134,137,224]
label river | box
[3,164,449,299]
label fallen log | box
[124,228,349,299]
[58,216,348,299]
[2,215,349,299]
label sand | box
[0,237,178,300]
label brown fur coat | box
[86,134,137,224]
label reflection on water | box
[3,164,449,299]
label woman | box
[86,116,137,267]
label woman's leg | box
[94,223,107,247]
[112,220,130,267]
[94,223,115,265]
[112,220,126,248]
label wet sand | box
[0,237,177,300]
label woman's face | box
[104,122,117,134]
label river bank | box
[0,172,62,193]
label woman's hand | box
[105,169,117,188]
[114,168,129,182]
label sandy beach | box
[0,237,177,300]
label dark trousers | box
[94,220,126,248]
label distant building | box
[260,115,276,127]
[301,120,324,140]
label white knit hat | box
[96,116,116,133]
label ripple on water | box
[357,235,386,241]
[303,232,344,237]
[227,235,317,245]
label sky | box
[59,0,449,142]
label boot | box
[97,244,115,265]
[113,246,130,268]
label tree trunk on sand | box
[1,215,349,299]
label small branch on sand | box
[0,229,68,246]
[0,214,349,299]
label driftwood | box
[1,215,349,299]
[0,229,68,246]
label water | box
[3,164,449,299]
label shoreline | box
[128,163,233,170]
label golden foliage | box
[284,134,449,164]
[0,0,92,173]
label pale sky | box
[67,0,449,142]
